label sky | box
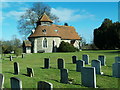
[1,1,118,43]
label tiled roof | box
[23,40,31,47]
[39,13,53,23]
[29,24,81,40]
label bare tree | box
[17,2,59,38]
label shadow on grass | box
[102,74,112,77]
[50,79,59,83]
[22,73,29,77]
[40,67,57,69]
[4,72,14,74]
[69,70,76,72]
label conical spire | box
[40,13,53,23]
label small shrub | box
[14,48,22,57]
[57,41,79,52]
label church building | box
[23,13,81,53]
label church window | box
[43,38,47,48]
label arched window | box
[43,38,47,48]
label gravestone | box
[22,54,24,58]
[72,56,77,64]
[91,60,103,74]
[38,81,53,90]
[81,67,96,88]
[76,60,85,72]
[10,55,13,61]
[44,58,50,69]
[14,62,19,75]
[60,69,68,84]
[82,54,89,64]
[112,63,120,78]
[10,77,22,90]
[0,73,4,89]
[27,68,34,77]
[98,55,106,66]
[58,58,64,69]
[115,56,120,63]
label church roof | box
[23,40,31,47]
[39,13,53,23]
[29,24,81,40]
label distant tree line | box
[1,36,22,56]
[94,18,120,49]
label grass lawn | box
[1,50,120,88]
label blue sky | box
[1,2,118,43]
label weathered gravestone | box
[115,56,120,63]
[38,81,53,90]
[0,73,4,89]
[44,58,50,69]
[58,58,64,69]
[60,69,68,84]
[14,62,19,75]
[10,77,22,90]
[81,67,97,88]
[91,60,103,75]
[27,67,34,77]
[76,60,85,72]
[22,54,24,58]
[112,63,120,78]
[72,56,77,64]
[98,55,106,66]
[82,54,89,64]
[10,55,13,61]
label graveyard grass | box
[2,50,120,88]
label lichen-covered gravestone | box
[81,67,97,88]
[14,62,19,75]
[57,58,64,69]
[91,60,103,75]
[44,58,50,69]
[82,54,89,64]
[0,73,4,89]
[98,55,106,66]
[115,56,120,63]
[72,56,77,64]
[76,60,85,72]
[10,55,13,61]
[60,69,68,84]
[27,67,34,77]
[10,77,22,90]
[38,81,53,90]
[112,63,120,78]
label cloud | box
[2,2,10,8]
[51,7,95,22]
[3,11,25,20]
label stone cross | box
[27,68,34,77]
[10,77,22,90]
[112,63,120,78]
[81,67,97,88]
[72,56,77,64]
[44,58,50,69]
[0,73,4,89]
[115,56,120,63]
[10,55,13,61]
[82,54,89,64]
[14,62,19,75]
[76,60,85,72]
[98,55,106,66]
[58,58,64,69]
[38,81,53,90]
[91,60,103,75]
[60,69,68,84]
